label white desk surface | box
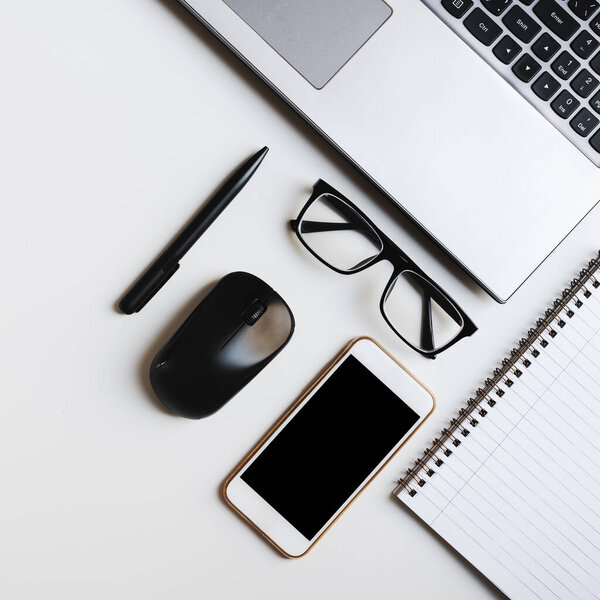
[2,2,598,598]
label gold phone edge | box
[222,336,436,559]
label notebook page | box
[396,283,600,600]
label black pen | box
[118,146,269,314]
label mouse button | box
[155,279,229,354]
[184,282,246,341]
[219,297,294,368]
[204,274,263,327]
[264,291,295,337]
[151,306,237,383]
[222,271,273,303]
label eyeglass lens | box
[296,193,383,273]
[382,270,464,353]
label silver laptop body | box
[179,0,600,302]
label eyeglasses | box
[290,180,477,358]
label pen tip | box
[251,146,269,165]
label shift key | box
[502,6,541,43]
[533,0,580,41]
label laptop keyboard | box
[430,0,600,164]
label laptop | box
[178,0,600,302]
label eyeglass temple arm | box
[421,293,435,354]
[416,274,465,328]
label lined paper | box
[397,279,600,600]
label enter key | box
[533,0,580,40]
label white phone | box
[223,337,435,558]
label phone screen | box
[241,355,419,540]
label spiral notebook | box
[395,252,600,600]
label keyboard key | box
[518,0,534,4]
[590,89,600,113]
[464,8,503,45]
[551,51,581,79]
[590,50,600,74]
[571,30,600,59]
[482,0,512,15]
[552,89,581,117]
[568,0,599,20]
[502,6,542,42]
[532,72,561,99]
[590,128,600,151]
[591,15,600,37]
[532,33,561,61]
[571,68,600,96]
[512,53,541,81]
[493,35,522,63]
[534,0,581,41]
[571,108,599,135]
[442,0,474,18]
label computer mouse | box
[149,272,295,419]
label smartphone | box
[223,337,435,558]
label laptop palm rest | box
[221,0,392,89]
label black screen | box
[241,355,419,539]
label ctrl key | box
[570,108,599,137]
[552,90,580,119]
[464,8,503,46]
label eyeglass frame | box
[290,179,477,358]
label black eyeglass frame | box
[290,179,477,358]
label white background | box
[1,1,598,598]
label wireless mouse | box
[149,272,295,419]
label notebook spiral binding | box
[394,251,600,498]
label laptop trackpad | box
[222,0,392,89]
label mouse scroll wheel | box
[242,300,267,326]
